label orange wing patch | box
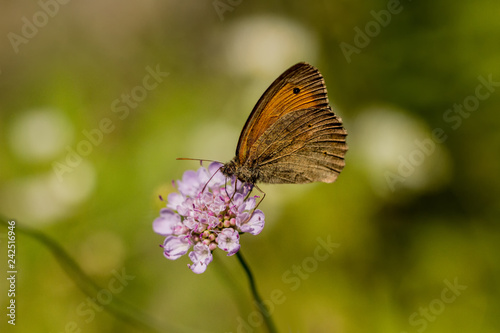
[236,63,329,163]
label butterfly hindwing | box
[247,107,347,183]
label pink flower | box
[153,162,265,273]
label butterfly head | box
[221,158,260,185]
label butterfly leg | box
[250,184,266,216]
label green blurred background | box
[1,0,499,332]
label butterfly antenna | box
[176,157,217,166]
[201,165,223,194]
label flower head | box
[153,162,265,273]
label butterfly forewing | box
[236,63,329,163]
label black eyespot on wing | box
[293,87,300,94]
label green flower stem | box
[0,218,176,333]
[236,250,278,333]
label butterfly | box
[220,62,348,185]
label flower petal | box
[242,196,256,212]
[153,209,181,235]
[177,170,202,196]
[207,162,225,187]
[162,236,191,260]
[217,228,240,256]
[166,192,185,211]
[195,165,212,191]
[232,192,245,207]
[239,210,265,235]
[188,243,213,274]
[208,162,223,175]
